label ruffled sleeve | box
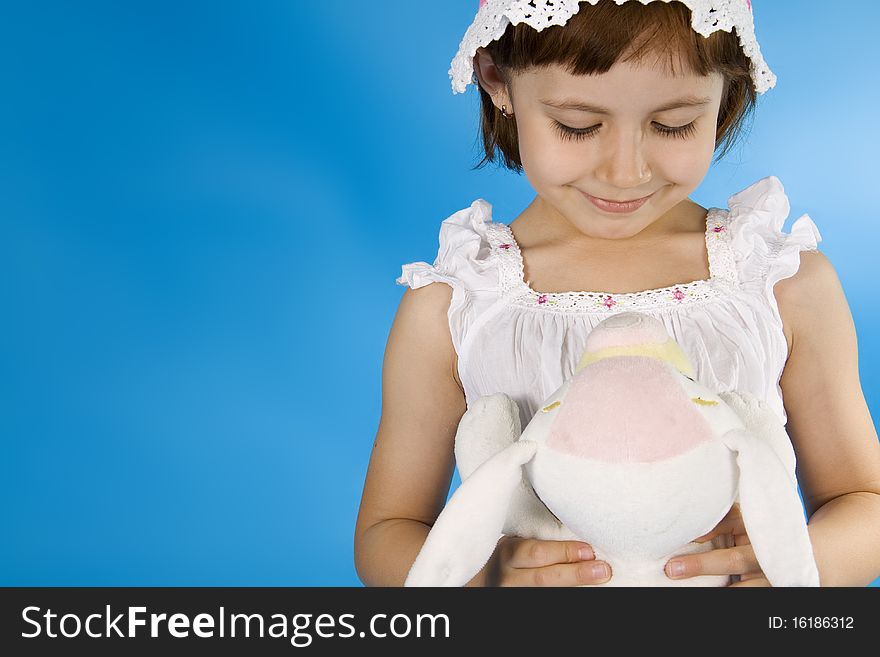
[726,176,822,323]
[396,199,497,289]
[396,199,501,354]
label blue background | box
[1,1,877,586]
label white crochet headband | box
[450,0,776,95]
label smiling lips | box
[582,190,655,214]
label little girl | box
[355,0,880,586]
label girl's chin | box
[567,217,651,241]
[586,225,648,241]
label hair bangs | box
[475,0,757,172]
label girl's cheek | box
[667,141,715,177]
[518,125,563,161]
[519,131,587,182]
[643,133,715,178]
[526,150,585,188]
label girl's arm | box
[355,283,607,586]
[664,250,880,586]
[354,283,467,586]
[775,250,880,586]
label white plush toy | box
[405,312,820,587]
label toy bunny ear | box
[404,440,538,587]
[717,390,796,475]
[719,428,820,586]
[455,393,522,481]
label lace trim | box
[485,208,738,313]
[706,210,738,284]
[451,0,775,95]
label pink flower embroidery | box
[600,295,617,310]
[537,294,548,305]
[498,243,512,250]
[712,224,725,233]
[672,288,686,303]
[747,0,752,11]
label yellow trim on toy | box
[575,339,696,378]
[691,397,719,406]
[542,401,561,413]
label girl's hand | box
[470,535,612,586]
[663,503,771,587]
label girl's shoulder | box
[395,200,503,358]
[396,199,502,293]
[723,175,822,290]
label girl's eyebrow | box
[539,95,712,114]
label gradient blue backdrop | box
[1,1,877,586]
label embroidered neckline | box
[486,208,739,313]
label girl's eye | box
[653,121,699,140]
[552,120,698,142]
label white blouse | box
[397,176,821,428]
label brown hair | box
[474,0,757,172]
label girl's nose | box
[594,131,652,190]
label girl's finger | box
[693,503,746,543]
[710,533,734,550]
[665,544,761,579]
[508,560,612,587]
[507,539,595,569]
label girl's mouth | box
[582,190,655,214]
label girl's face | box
[506,57,725,240]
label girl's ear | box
[472,48,511,109]
[404,440,537,587]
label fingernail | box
[592,563,609,580]
[667,560,685,577]
[578,547,594,560]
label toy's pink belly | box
[547,356,713,463]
